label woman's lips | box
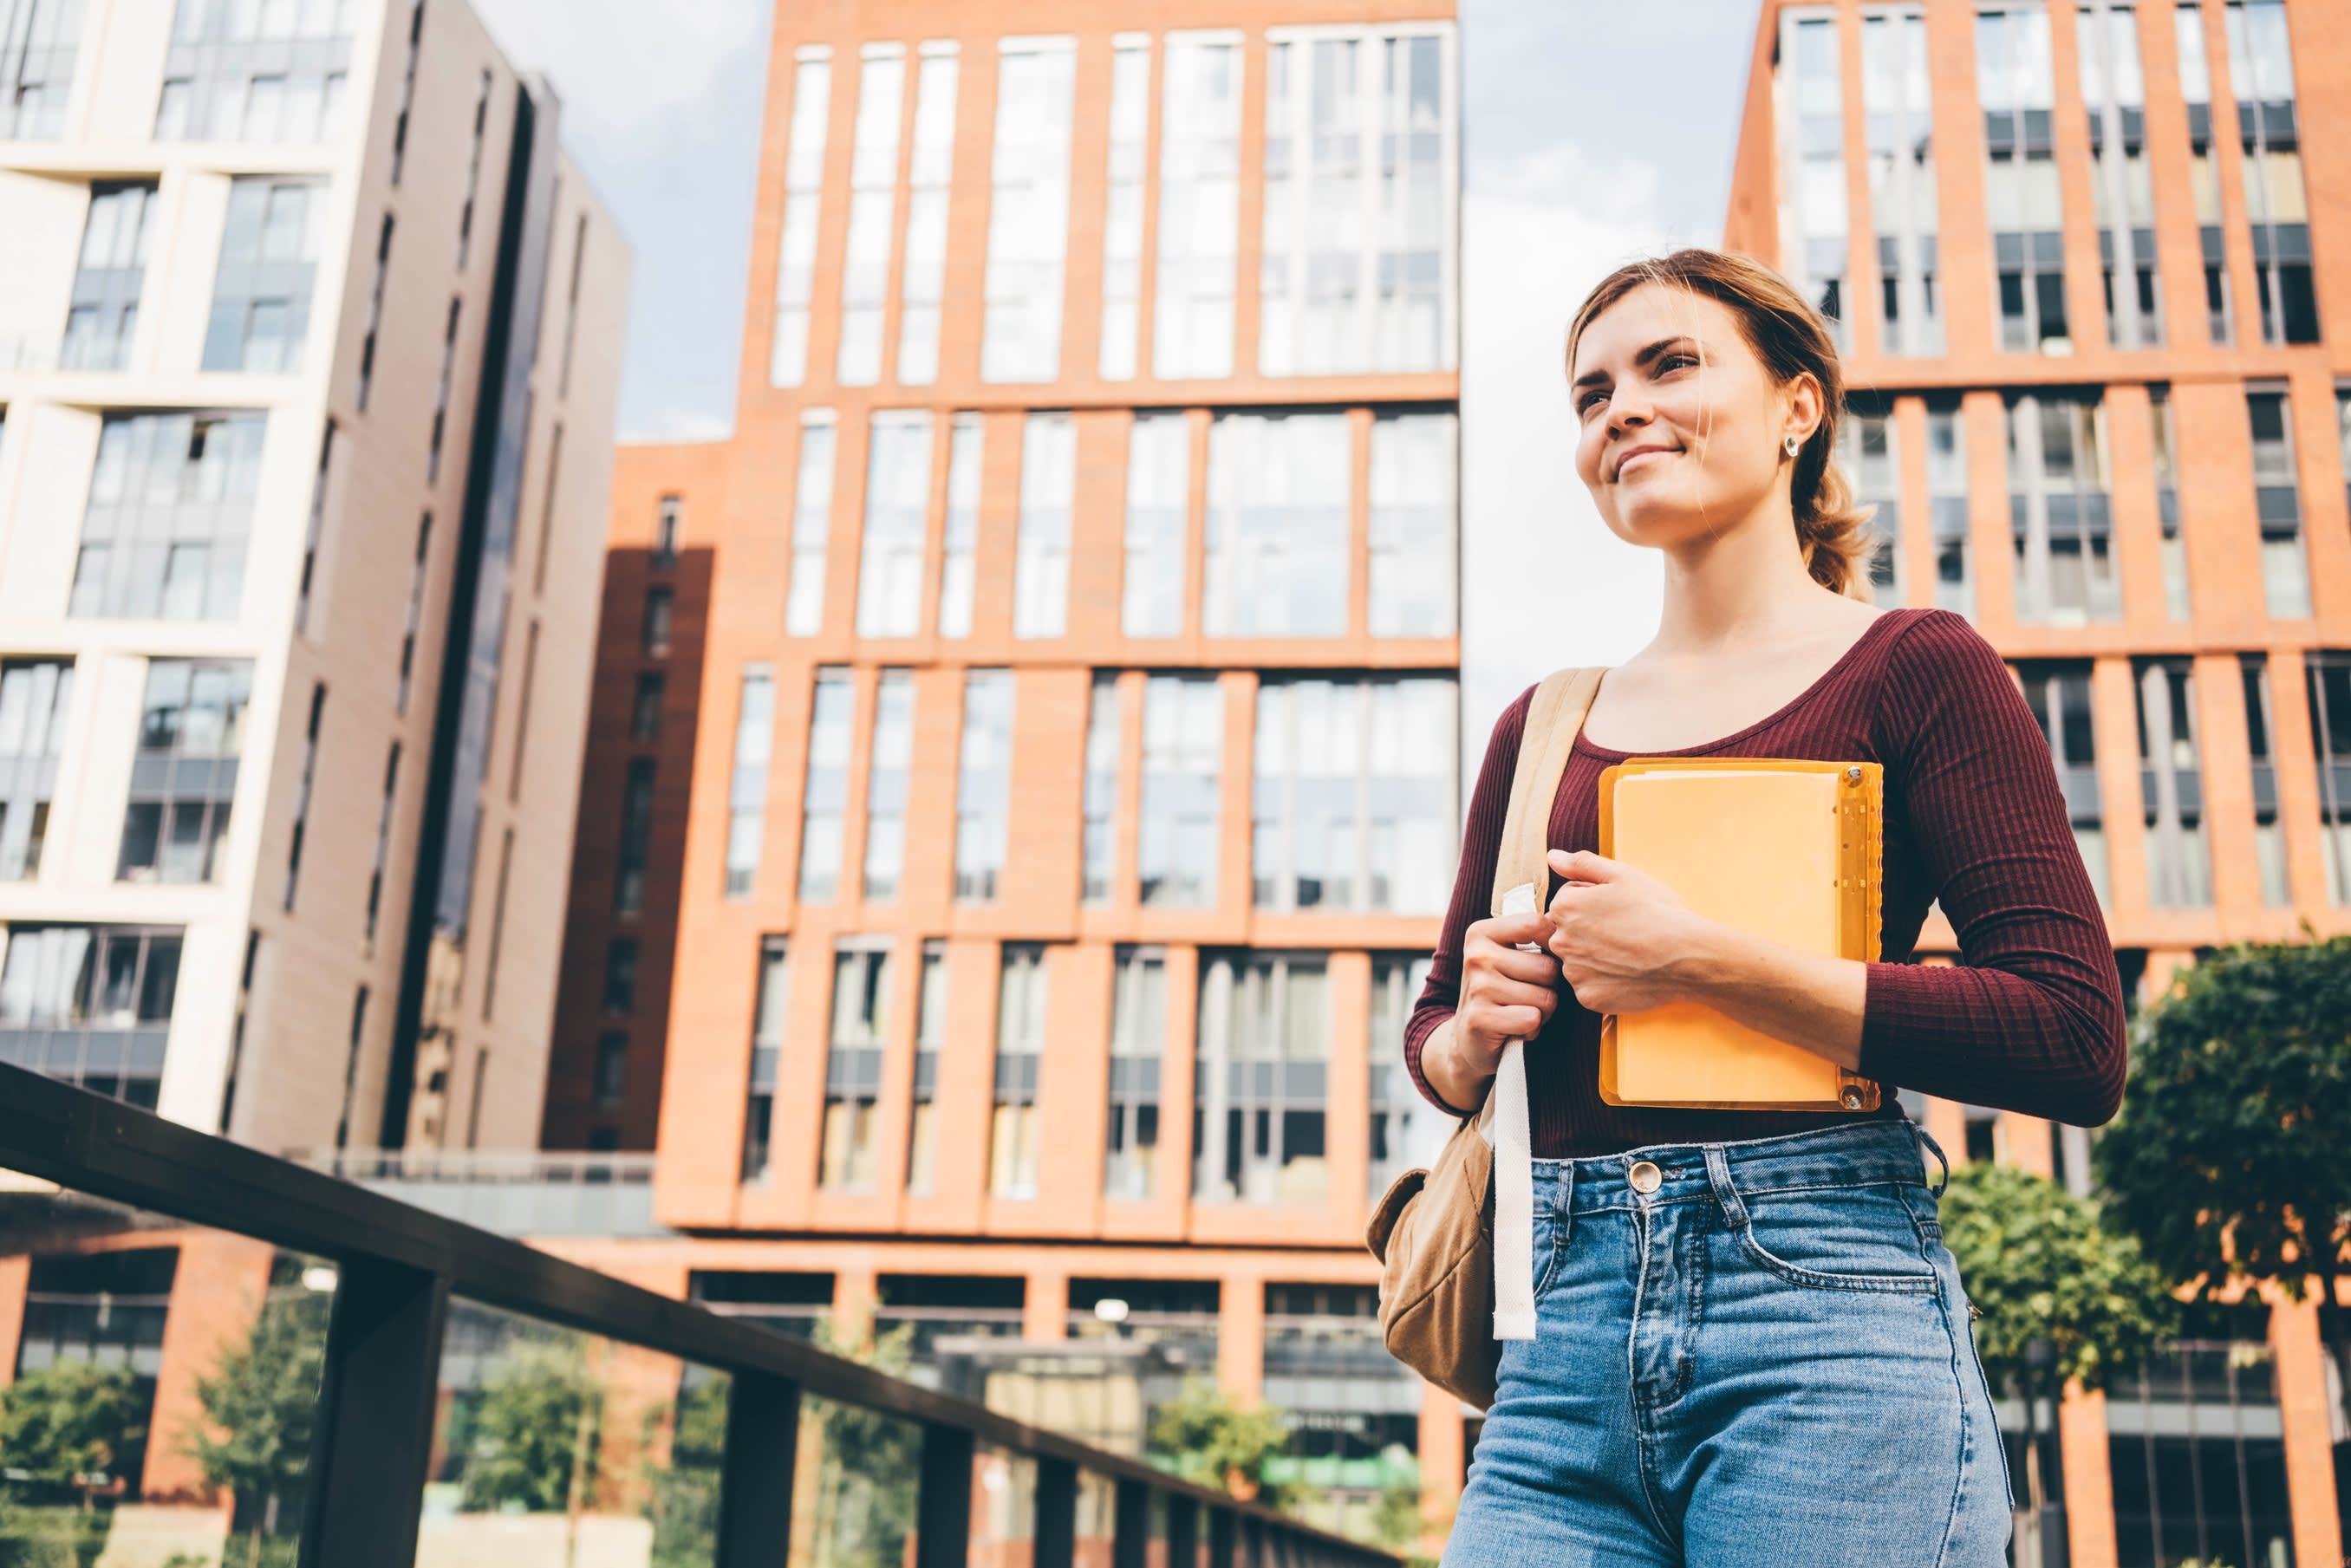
[1615,447,1679,478]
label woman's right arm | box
[1405,688,1565,1115]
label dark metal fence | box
[0,1064,1402,1568]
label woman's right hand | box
[1442,912,1565,1089]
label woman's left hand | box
[1543,849,1716,1016]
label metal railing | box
[0,1064,1402,1568]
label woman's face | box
[1570,282,1815,550]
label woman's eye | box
[1576,390,1607,415]
[1657,352,1699,374]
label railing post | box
[1241,1513,1267,1567]
[1166,1493,1199,1568]
[1208,1506,1238,1568]
[1034,1455,1078,1568]
[296,1258,447,1568]
[915,1423,975,1568]
[715,1370,800,1567]
[1112,1476,1152,1568]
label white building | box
[0,0,629,1157]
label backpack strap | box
[1480,667,1605,1343]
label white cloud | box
[467,0,766,171]
[619,408,734,445]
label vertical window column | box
[615,758,654,914]
[1979,8,2068,351]
[2008,392,2119,625]
[897,42,959,386]
[856,411,933,638]
[937,413,982,639]
[742,938,789,1181]
[2018,662,2111,902]
[2137,656,2213,908]
[1842,397,1903,605]
[1098,35,1150,381]
[2174,3,2235,342]
[2150,387,2190,621]
[2305,653,2351,905]
[2239,655,2288,906]
[1139,675,1221,908]
[1013,412,1076,639]
[1122,413,1189,638]
[1368,413,1458,636]
[1081,675,1119,906]
[1104,946,1166,1200]
[1926,396,1974,617]
[990,944,1048,1198]
[724,664,775,898]
[1193,953,1329,1206]
[366,741,400,943]
[61,182,153,372]
[1860,8,1941,355]
[0,660,74,882]
[863,671,914,901]
[1203,412,1351,637]
[837,44,905,387]
[2079,2,2162,347]
[797,668,850,902]
[2247,385,2309,618]
[118,660,252,885]
[907,942,946,1194]
[980,37,1076,383]
[2225,0,2318,342]
[72,411,266,622]
[770,48,831,387]
[1779,10,1848,344]
[202,175,326,373]
[1153,32,1241,380]
[785,411,836,637]
[818,940,890,1192]
[955,670,1013,902]
[1368,954,1430,1200]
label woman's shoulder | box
[1872,606,2005,680]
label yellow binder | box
[1594,758,1884,1112]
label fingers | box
[1474,911,1553,947]
[1469,1002,1549,1042]
[1471,975,1560,1017]
[1547,849,1618,882]
[1475,944,1561,986]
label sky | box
[468,0,1760,447]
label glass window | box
[2136,657,2212,908]
[602,937,638,1014]
[1154,33,1241,380]
[2016,661,2109,903]
[2240,655,2288,907]
[202,175,326,372]
[1369,953,1430,1200]
[0,925,179,1108]
[907,940,946,1193]
[0,0,87,140]
[990,944,1048,1198]
[1104,946,1167,1200]
[1098,36,1150,381]
[2107,1307,2298,1568]
[71,411,265,621]
[154,0,352,142]
[955,670,1014,902]
[837,47,905,387]
[365,740,400,941]
[2303,652,2351,905]
[786,412,836,637]
[856,412,932,638]
[1254,677,1457,914]
[770,51,831,387]
[1369,413,1456,635]
[863,671,914,901]
[798,668,852,902]
[591,1030,627,1107]
[724,664,774,898]
[938,413,982,639]
[742,937,788,1181]
[1262,1282,1423,1488]
[1122,413,1189,638]
[1194,953,1330,1206]
[0,660,75,882]
[2150,387,2189,621]
[1978,8,2068,351]
[60,183,154,371]
[2246,386,2309,619]
[1840,400,1902,605]
[1081,675,1119,906]
[2226,0,2318,343]
[819,941,889,1192]
[1925,396,1973,617]
[1260,24,1457,374]
[898,44,959,385]
[427,296,461,482]
[980,38,1077,383]
[2007,393,2119,625]
[117,659,251,885]
[654,493,681,566]
[1861,7,1941,354]
[641,583,674,657]
[2079,2,2162,348]
[630,671,665,743]
[1140,676,1222,908]
[1780,10,1849,343]
[1203,412,1351,637]
[614,758,655,914]
[1013,413,1076,639]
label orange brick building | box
[1727,3,2351,1565]
[548,0,1474,1538]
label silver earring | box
[1782,433,1803,458]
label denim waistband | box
[1532,1117,1946,1217]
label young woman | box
[1414,250,2126,1566]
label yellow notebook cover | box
[1594,758,1884,1112]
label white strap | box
[1478,881,1541,1342]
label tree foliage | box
[186,1286,329,1559]
[1145,1378,1298,1506]
[1939,1161,2179,1394]
[642,1376,727,1568]
[0,1361,146,1506]
[457,1337,602,1514]
[2094,934,2351,1301]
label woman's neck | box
[1649,496,1842,659]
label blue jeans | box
[1444,1120,2011,1566]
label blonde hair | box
[1566,249,1879,601]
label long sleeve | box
[1858,612,2128,1125]
[1403,686,1537,1118]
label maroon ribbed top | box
[1405,608,2127,1156]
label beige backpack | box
[1364,668,1603,1409]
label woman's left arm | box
[1545,612,2128,1127]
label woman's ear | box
[1783,372,1826,447]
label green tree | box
[186,1287,330,1568]
[0,1360,146,1510]
[641,1376,727,1568]
[800,1320,922,1568]
[2094,934,2351,1304]
[458,1337,602,1515]
[1144,1377,1297,1507]
[1941,1161,2181,1537]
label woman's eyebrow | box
[1573,335,1699,394]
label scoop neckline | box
[1572,608,1910,762]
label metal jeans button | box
[1628,1160,1663,1194]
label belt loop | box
[1914,1125,1950,1198]
[1702,1144,1749,1233]
[1558,1161,1575,1249]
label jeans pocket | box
[1731,1186,1942,1294]
[1528,1210,1567,1302]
